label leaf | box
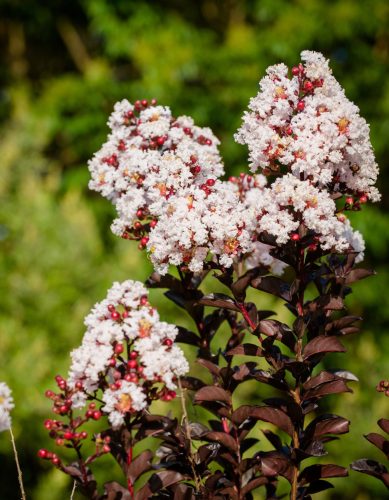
[137,471,186,499]
[241,477,268,495]
[173,483,195,499]
[203,431,238,452]
[253,370,289,391]
[262,429,283,451]
[303,336,346,360]
[194,386,231,406]
[302,379,351,401]
[328,369,359,382]
[305,480,334,494]
[304,414,350,441]
[197,358,220,377]
[240,437,260,454]
[231,267,268,301]
[175,327,200,346]
[364,433,389,457]
[344,268,375,284]
[146,272,183,292]
[226,343,262,357]
[197,293,240,311]
[250,407,294,436]
[256,320,295,350]
[103,481,131,499]
[303,371,339,391]
[379,419,389,435]
[260,452,293,482]
[179,376,205,391]
[299,464,348,484]
[231,405,258,426]
[127,450,153,484]
[351,459,389,488]
[251,276,291,301]
[232,362,254,382]
[164,290,187,309]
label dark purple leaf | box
[303,336,346,360]
[241,477,268,495]
[127,450,153,484]
[197,358,220,377]
[304,414,350,440]
[103,481,131,499]
[303,379,351,401]
[379,419,389,435]
[250,407,294,436]
[328,369,359,382]
[251,276,291,301]
[175,327,200,346]
[344,268,375,284]
[231,267,268,301]
[303,371,339,391]
[172,483,195,499]
[364,433,389,458]
[262,430,283,451]
[240,438,260,454]
[203,431,238,452]
[260,452,293,482]
[146,272,183,292]
[232,363,253,382]
[299,464,348,484]
[351,459,389,488]
[326,316,361,332]
[137,471,186,499]
[226,343,262,357]
[231,405,258,426]
[305,479,334,494]
[197,293,240,312]
[194,386,231,406]
[253,370,289,391]
[179,376,205,391]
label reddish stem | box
[127,447,134,498]
[237,303,261,341]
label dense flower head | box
[88,99,224,234]
[63,280,189,427]
[251,174,365,259]
[0,382,14,432]
[235,50,380,202]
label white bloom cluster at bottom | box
[0,382,14,432]
[66,280,189,427]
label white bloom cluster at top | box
[235,51,380,202]
[87,51,379,274]
[0,382,14,432]
[89,99,224,220]
[67,280,189,428]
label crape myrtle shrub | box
[38,51,385,499]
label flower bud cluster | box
[64,280,188,428]
[376,379,389,397]
[0,382,13,432]
[235,50,380,202]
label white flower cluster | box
[67,280,189,428]
[0,382,14,432]
[88,99,224,231]
[250,174,364,257]
[88,53,378,274]
[235,51,380,202]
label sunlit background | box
[1,1,389,498]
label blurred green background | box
[1,0,389,498]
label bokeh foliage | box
[0,1,388,498]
